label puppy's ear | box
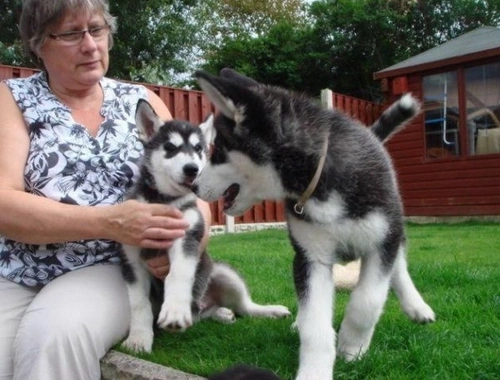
[135,99,164,141]
[195,71,243,122]
[199,114,216,147]
[220,68,259,87]
[195,70,261,138]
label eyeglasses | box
[48,25,110,45]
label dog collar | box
[294,136,329,215]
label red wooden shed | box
[374,27,500,217]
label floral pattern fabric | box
[0,72,148,287]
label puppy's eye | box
[194,144,203,153]
[164,142,177,152]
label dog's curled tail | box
[370,93,421,143]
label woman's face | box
[39,10,110,91]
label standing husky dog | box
[192,70,435,380]
[119,100,290,354]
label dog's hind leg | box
[198,305,236,323]
[291,239,335,380]
[209,263,291,319]
[121,248,155,353]
[391,244,435,323]
[337,253,392,362]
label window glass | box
[465,62,500,155]
[423,72,460,159]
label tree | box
[197,0,306,39]
[308,0,410,99]
[110,0,308,85]
[0,0,27,66]
[2,0,499,95]
[202,21,333,96]
[402,0,500,50]
[189,0,308,86]
[202,0,405,98]
[108,0,200,84]
[202,0,500,100]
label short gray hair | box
[19,0,117,69]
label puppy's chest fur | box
[131,172,203,261]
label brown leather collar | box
[293,136,329,215]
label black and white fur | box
[120,99,291,354]
[192,69,435,380]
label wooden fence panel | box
[330,91,383,125]
[0,64,39,81]
[0,66,13,80]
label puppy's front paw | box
[121,329,154,353]
[337,331,370,362]
[405,302,436,324]
[157,302,193,331]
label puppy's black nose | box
[183,164,199,178]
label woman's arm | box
[0,83,188,249]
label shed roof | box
[374,26,500,79]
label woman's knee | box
[13,318,104,380]
[15,314,102,358]
[15,267,130,362]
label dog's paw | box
[121,329,154,353]
[337,336,369,362]
[337,326,371,362]
[247,303,292,319]
[213,307,236,324]
[157,302,193,331]
[337,345,364,362]
[405,301,436,324]
[265,305,291,318]
[296,365,333,380]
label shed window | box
[423,72,460,159]
[465,62,500,156]
[423,62,500,159]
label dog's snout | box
[183,164,199,178]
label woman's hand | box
[105,199,189,250]
[146,254,171,280]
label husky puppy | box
[192,69,435,380]
[119,99,291,354]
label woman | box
[0,0,211,379]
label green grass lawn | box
[119,222,500,379]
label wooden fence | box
[326,90,384,126]
[0,65,39,79]
[0,64,382,226]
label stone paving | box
[101,350,206,380]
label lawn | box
[119,222,500,379]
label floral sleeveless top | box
[0,72,148,287]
